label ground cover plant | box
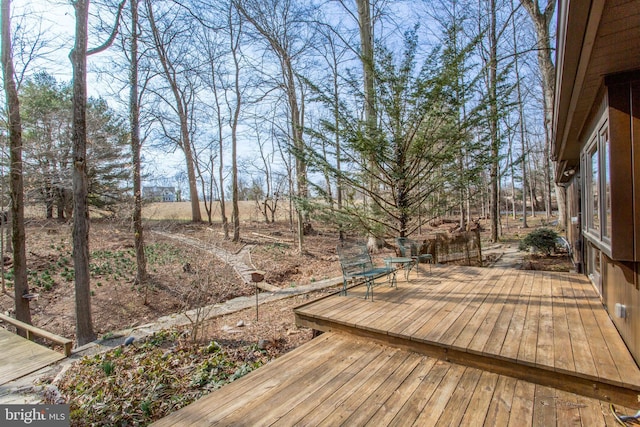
[53,330,268,425]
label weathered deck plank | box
[152,331,637,426]
[0,328,65,385]
[518,270,542,366]
[561,274,598,378]
[154,266,640,426]
[295,266,640,406]
[500,270,534,360]
[551,271,576,374]
[535,273,555,369]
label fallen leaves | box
[47,329,271,426]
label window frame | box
[581,117,611,252]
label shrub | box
[518,228,559,256]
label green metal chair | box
[337,241,394,301]
[396,237,433,275]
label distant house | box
[554,0,640,362]
[143,186,176,202]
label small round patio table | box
[383,257,415,288]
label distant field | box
[142,201,291,222]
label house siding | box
[603,257,639,362]
[554,0,640,366]
[569,76,640,363]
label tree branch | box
[87,0,127,56]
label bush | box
[518,228,559,256]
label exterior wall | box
[602,257,638,361]
[576,74,640,363]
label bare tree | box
[234,0,315,251]
[511,0,528,227]
[145,0,202,222]
[129,0,148,291]
[70,0,95,345]
[201,26,230,237]
[71,0,125,346]
[1,0,31,330]
[519,0,564,227]
[227,3,242,242]
[487,0,500,242]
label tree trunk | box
[181,120,202,223]
[333,47,344,240]
[146,0,201,222]
[520,0,565,228]
[488,0,500,242]
[71,0,96,346]
[357,0,375,137]
[511,1,529,228]
[284,58,307,251]
[130,0,147,291]
[230,6,242,242]
[213,71,228,239]
[2,0,31,331]
[357,0,379,247]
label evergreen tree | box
[21,72,130,218]
[306,29,482,238]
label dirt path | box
[152,230,265,287]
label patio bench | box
[337,241,395,301]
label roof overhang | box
[553,0,640,182]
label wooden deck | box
[296,265,640,407]
[153,265,640,425]
[0,328,65,385]
[153,332,636,426]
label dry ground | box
[0,216,339,344]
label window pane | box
[602,128,611,239]
[590,148,599,232]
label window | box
[582,119,610,246]
[590,146,599,232]
[601,127,611,241]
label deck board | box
[410,363,465,426]
[561,274,598,378]
[272,342,386,425]
[293,347,402,426]
[0,328,65,385]
[365,358,438,425]
[480,270,525,358]
[507,380,535,427]
[551,272,576,373]
[452,269,512,350]
[459,371,500,427]
[518,271,542,365]
[154,265,640,426]
[337,352,424,426]
[434,367,482,427]
[535,273,555,369]
[316,350,411,426]
[152,332,638,426]
[570,274,622,384]
[295,265,640,404]
[500,270,533,360]
[219,338,369,426]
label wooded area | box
[1,0,558,344]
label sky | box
[17,1,192,187]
